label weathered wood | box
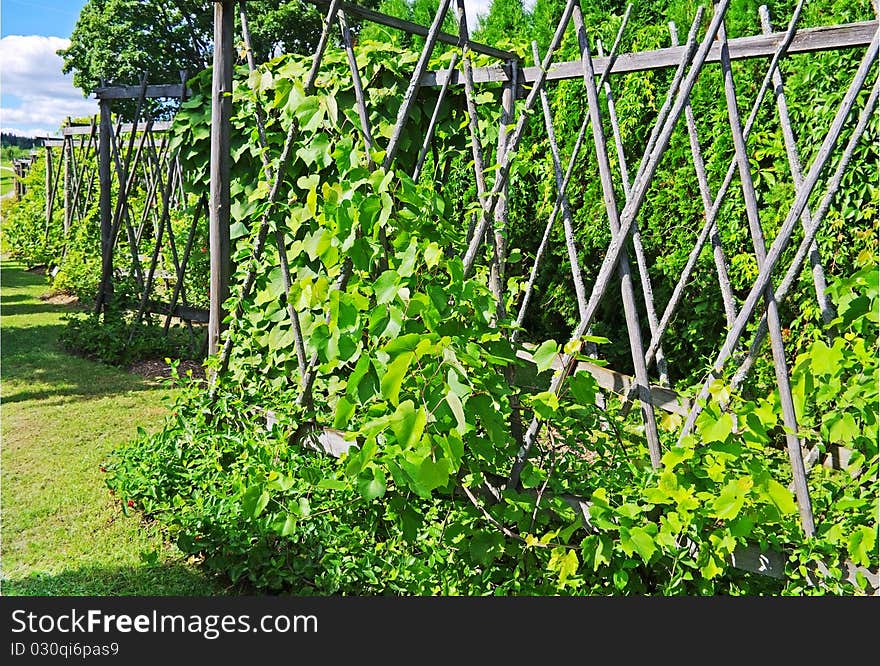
[306,0,344,94]
[338,9,375,155]
[731,79,879,390]
[491,59,517,301]
[146,300,209,324]
[164,199,205,334]
[638,0,818,380]
[513,0,732,481]
[571,3,661,469]
[208,0,234,357]
[421,20,878,87]
[382,0,452,170]
[62,135,71,237]
[669,21,737,329]
[239,0,308,375]
[680,32,878,444]
[717,12,814,536]
[531,40,589,322]
[44,145,53,241]
[412,53,458,181]
[512,8,634,343]
[62,120,173,136]
[462,0,578,277]
[93,84,190,100]
[761,5,835,324]
[454,0,497,304]
[213,0,344,389]
[97,98,113,313]
[306,0,515,61]
[597,38,670,387]
[514,347,691,416]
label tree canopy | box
[59,0,344,94]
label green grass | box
[1,160,14,198]
[0,259,230,595]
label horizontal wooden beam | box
[305,0,516,61]
[515,347,692,416]
[422,19,878,86]
[40,139,65,148]
[145,300,209,323]
[93,84,191,99]
[63,121,174,136]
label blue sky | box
[1,0,90,137]
[0,1,498,137]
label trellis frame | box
[199,0,878,589]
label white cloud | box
[0,35,97,136]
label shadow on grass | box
[0,301,81,317]
[2,563,238,596]
[1,260,51,289]
[1,324,161,404]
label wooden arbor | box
[205,1,878,586]
[48,78,211,344]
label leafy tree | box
[59,0,380,95]
[473,0,531,50]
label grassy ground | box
[0,259,230,595]
[1,160,14,198]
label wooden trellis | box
[195,0,876,589]
[47,77,211,346]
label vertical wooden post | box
[98,97,113,312]
[572,4,662,469]
[63,134,71,237]
[208,0,234,357]
[45,144,53,238]
[491,59,516,306]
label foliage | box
[59,0,364,104]
[107,24,878,595]
[60,308,201,367]
[1,154,64,268]
[0,260,224,596]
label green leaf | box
[357,468,387,500]
[622,526,657,563]
[827,412,859,444]
[810,339,843,376]
[445,390,467,433]
[415,457,450,492]
[230,220,249,239]
[424,242,442,268]
[333,396,356,429]
[712,477,753,520]
[531,391,559,419]
[242,486,270,518]
[374,270,400,304]
[390,400,426,449]
[701,411,734,444]
[469,531,505,566]
[569,371,598,406]
[531,339,559,374]
[280,514,297,537]
[764,478,797,515]
[380,351,413,406]
[848,526,876,567]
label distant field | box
[1,159,15,198]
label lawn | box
[1,160,14,198]
[0,259,230,595]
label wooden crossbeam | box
[421,20,878,86]
[305,0,516,61]
[94,84,190,99]
[63,121,173,136]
